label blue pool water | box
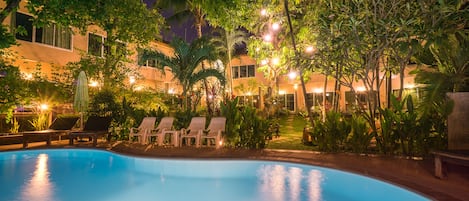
[0,149,429,201]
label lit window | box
[13,12,71,49]
[232,65,256,79]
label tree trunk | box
[283,0,314,127]
[194,10,213,116]
[322,75,328,122]
[0,0,20,23]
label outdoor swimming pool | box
[0,149,429,201]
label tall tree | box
[141,37,226,111]
[210,27,248,94]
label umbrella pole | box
[80,112,84,129]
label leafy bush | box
[310,111,351,152]
[347,115,372,153]
[220,97,270,149]
[220,97,241,146]
[238,106,270,149]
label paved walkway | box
[1,140,468,201]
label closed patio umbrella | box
[73,71,89,128]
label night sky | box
[144,0,209,43]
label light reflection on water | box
[258,165,323,201]
[308,169,323,201]
[20,154,54,201]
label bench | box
[432,151,469,179]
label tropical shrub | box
[237,106,270,149]
[220,97,241,146]
[0,60,23,114]
[29,112,49,131]
[310,111,351,152]
[347,115,372,153]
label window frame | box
[232,65,256,79]
[13,12,72,50]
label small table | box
[161,130,179,147]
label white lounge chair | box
[179,117,206,147]
[201,117,226,149]
[129,117,156,144]
[146,117,174,145]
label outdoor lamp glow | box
[134,86,143,91]
[271,57,280,65]
[263,34,273,42]
[305,46,315,53]
[313,88,323,93]
[288,71,297,79]
[260,9,267,16]
[40,104,49,111]
[129,76,136,84]
[272,22,280,31]
[89,80,99,87]
[23,73,33,80]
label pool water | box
[0,149,429,201]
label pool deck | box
[1,139,468,201]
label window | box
[88,33,104,56]
[13,12,71,49]
[239,66,247,78]
[232,66,239,79]
[138,49,158,67]
[14,12,33,42]
[286,94,295,111]
[88,33,126,57]
[232,65,255,79]
[36,24,72,49]
[247,65,255,77]
[236,95,260,108]
[345,91,373,112]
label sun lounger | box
[146,117,175,145]
[179,117,206,147]
[129,117,156,144]
[201,117,226,149]
[21,116,79,148]
[69,116,112,147]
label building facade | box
[228,55,419,113]
[2,2,178,99]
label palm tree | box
[142,37,226,111]
[210,27,248,95]
[154,0,233,115]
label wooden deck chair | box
[68,116,112,147]
[22,116,79,148]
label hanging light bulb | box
[288,70,297,80]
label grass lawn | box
[266,114,317,151]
